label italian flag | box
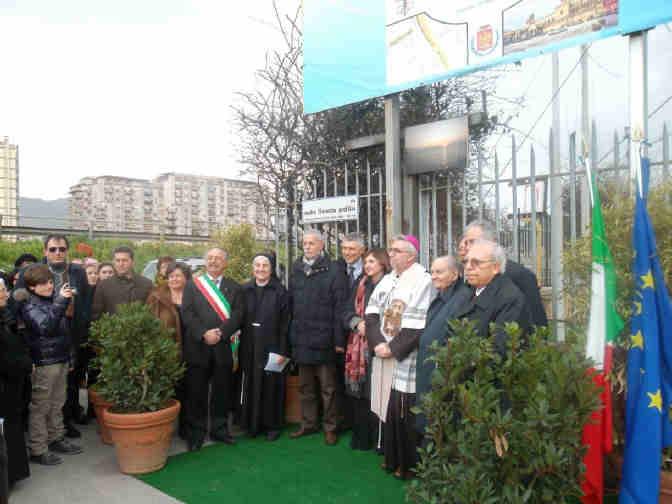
[581,169,624,504]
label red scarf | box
[345,276,369,395]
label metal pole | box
[569,133,577,244]
[432,173,438,260]
[629,31,649,191]
[385,95,403,241]
[494,152,501,241]
[367,157,373,247]
[511,135,519,262]
[580,44,591,233]
[355,160,361,234]
[462,170,467,232]
[378,168,384,247]
[477,148,484,220]
[663,122,670,183]
[614,130,620,174]
[344,161,349,235]
[323,169,328,198]
[530,145,537,276]
[551,51,565,341]
[447,179,453,252]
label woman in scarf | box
[342,248,390,451]
[238,253,290,441]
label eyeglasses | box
[48,247,67,253]
[463,258,495,268]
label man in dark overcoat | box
[289,229,347,446]
[181,247,244,451]
[459,220,548,329]
[454,240,531,357]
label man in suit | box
[455,240,531,356]
[181,247,244,451]
[334,233,367,431]
[459,220,548,329]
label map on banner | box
[386,0,618,86]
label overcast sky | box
[0,1,670,202]
[0,0,289,199]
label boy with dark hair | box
[20,264,83,466]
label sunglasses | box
[48,247,68,253]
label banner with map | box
[303,0,670,113]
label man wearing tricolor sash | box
[182,247,244,452]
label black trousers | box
[184,353,233,443]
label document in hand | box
[264,353,290,373]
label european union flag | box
[620,158,672,503]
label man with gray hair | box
[181,247,245,451]
[459,220,548,328]
[454,239,530,356]
[289,229,347,446]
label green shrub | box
[210,223,265,284]
[408,320,600,504]
[90,302,185,413]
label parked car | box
[142,257,206,281]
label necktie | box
[348,265,356,287]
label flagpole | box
[628,31,648,198]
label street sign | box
[302,195,359,224]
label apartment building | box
[0,137,19,227]
[70,173,268,238]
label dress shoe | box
[211,432,236,445]
[266,430,281,442]
[324,431,338,446]
[49,439,83,455]
[65,423,81,438]
[289,427,318,439]
[187,439,203,452]
[30,452,63,466]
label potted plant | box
[408,321,601,503]
[90,302,185,474]
[87,386,113,445]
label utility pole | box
[385,95,402,241]
[629,31,648,193]
[551,51,565,342]
[580,44,591,233]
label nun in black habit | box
[238,253,290,440]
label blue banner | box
[620,158,672,503]
[304,0,672,113]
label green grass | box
[137,430,406,504]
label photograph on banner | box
[302,196,359,224]
[503,0,618,55]
[386,0,618,87]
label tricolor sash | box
[193,275,231,322]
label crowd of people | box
[0,219,547,496]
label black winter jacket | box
[20,293,71,366]
[289,254,347,365]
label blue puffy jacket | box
[20,294,71,366]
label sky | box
[0,1,670,203]
[0,0,291,199]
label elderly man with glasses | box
[453,239,531,357]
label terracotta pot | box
[660,470,672,503]
[103,399,180,475]
[285,375,301,424]
[88,388,114,445]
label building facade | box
[70,173,268,238]
[0,137,19,227]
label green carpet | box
[137,430,406,504]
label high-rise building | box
[69,173,269,238]
[69,176,154,233]
[0,137,19,228]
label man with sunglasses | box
[13,235,90,438]
[453,239,530,357]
